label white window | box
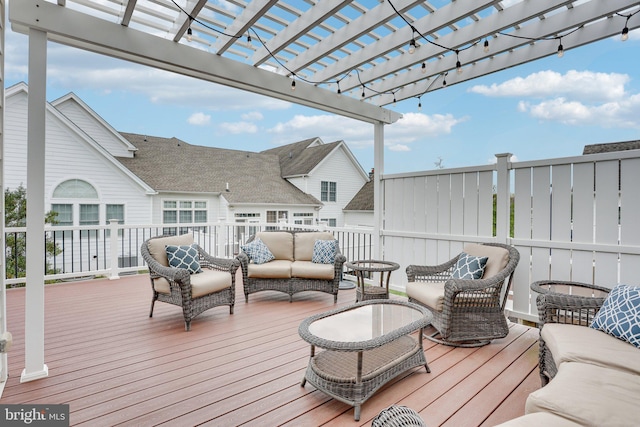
[106,204,125,236]
[321,181,337,202]
[293,212,314,225]
[320,218,337,227]
[163,200,208,235]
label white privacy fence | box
[381,150,640,322]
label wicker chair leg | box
[230,305,234,314]
[149,298,156,318]
[184,320,191,332]
[425,330,490,348]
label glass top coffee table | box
[298,300,432,421]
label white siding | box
[54,98,134,158]
[5,90,151,226]
[344,211,374,227]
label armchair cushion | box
[241,237,275,264]
[190,269,232,298]
[463,243,508,279]
[590,284,640,348]
[312,239,338,264]
[451,252,488,280]
[166,244,202,274]
[406,281,446,312]
[148,233,194,267]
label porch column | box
[372,122,384,259]
[22,28,48,382]
[495,153,512,244]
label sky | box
[4,4,640,175]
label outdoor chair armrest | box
[534,281,610,328]
[406,257,459,282]
[196,245,240,274]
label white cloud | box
[219,121,258,134]
[469,70,628,102]
[267,111,466,151]
[187,112,211,126]
[241,111,264,121]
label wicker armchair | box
[406,243,520,347]
[532,280,611,385]
[141,234,240,331]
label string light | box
[187,26,193,42]
[421,62,427,74]
[408,38,417,54]
[557,38,564,58]
[455,50,462,75]
[483,39,490,53]
[291,79,296,91]
[247,34,252,43]
[617,9,640,41]
[417,97,422,111]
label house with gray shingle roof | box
[5,83,370,238]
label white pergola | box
[4,0,640,383]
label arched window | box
[52,179,98,199]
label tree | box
[5,185,61,281]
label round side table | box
[346,260,400,302]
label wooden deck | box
[1,274,540,426]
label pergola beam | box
[9,0,401,125]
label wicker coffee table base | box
[301,335,429,421]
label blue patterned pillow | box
[451,252,488,280]
[312,239,338,264]
[241,237,275,264]
[590,284,640,348]
[166,244,202,274]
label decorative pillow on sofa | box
[590,284,640,348]
[312,239,338,264]
[241,237,275,265]
[165,244,202,274]
[451,252,488,280]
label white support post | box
[373,122,384,259]
[108,219,120,280]
[22,28,48,383]
[495,153,512,244]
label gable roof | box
[344,179,373,212]
[583,140,640,155]
[261,138,336,178]
[117,133,321,206]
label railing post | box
[495,153,512,244]
[108,219,120,280]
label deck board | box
[2,274,540,426]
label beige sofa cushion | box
[463,243,509,279]
[525,362,640,427]
[294,232,336,261]
[406,281,446,311]
[495,412,582,427]
[154,268,230,297]
[248,260,292,279]
[148,234,194,267]
[291,260,335,280]
[256,232,294,261]
[541,323,640,376]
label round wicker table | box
[346,260,400,302]
[298,300,432,421]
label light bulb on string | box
[421,62,427,74]
[484,39,490,53]
[187,27,193,42]
[621,26,629,41]
[456,60,462,75]
[557,38,564,58]
[247,34,252,43]
[291,80,296,91]
[418,98,422,111]
[408,38,417,54]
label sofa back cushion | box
[255,231,294,261]
[148,234,194,267]
[294,232,335,261]
[463,243,509,279]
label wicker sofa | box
[237,230,346,303]
[497,281,640,427]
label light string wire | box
[170,0,637,109]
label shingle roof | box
[117,133,321,206]
[261,138,340,177]
[583,140,640,155]
[344,179,373,211]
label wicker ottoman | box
[371,405,426,426]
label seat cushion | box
[494,413,582,427]
[153,268,230,298]
[148,234,194,267]
[247,260,292,279]
[525,362,640,427]
[463,243,509,279]
[406,281,446,311]
[291,260,335,280]
[541,323,640,376]
[255,232,294,261]
[294,232,335,261]
[190,269,232,298]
